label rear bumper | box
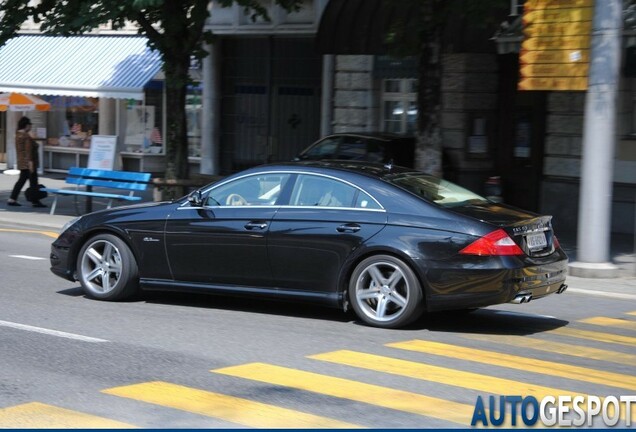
[424,251,569,312]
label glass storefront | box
[43,96,99,149]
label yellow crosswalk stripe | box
[548,326,636,347]
[310,350,633,423]
[627,311,636,316]
[465,334,636,367]
[0,228,59,239]
[312,350,597,400]
[579,317,636,331]
[103,381,359,429]
[0,402,134,428]
[213,362,476,426]
[385,340,636,391]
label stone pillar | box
[99,98,117,135]
[4,111,19,172]
[200,41,221,175]
[333,55,376,132]
[321,54,334,136]
[569,0,622,278]
[115,99,128,169]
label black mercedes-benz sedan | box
[50,161,568,328]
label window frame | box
[288,173,384,210]
[199,172,292,207]
[186,171,386,211]
[381,79,418,134]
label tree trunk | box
[163,56,190,197]
[415,2,443,178]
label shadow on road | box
[412,308,569,335]
[57,286,568,334]
[57,286,353,323]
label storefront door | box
[220,37,322,173]
[497,54,547,212]
[503,96,546,212]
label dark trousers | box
[10,169,38,202]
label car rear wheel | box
[349,254,424,328]
[77,234,139,301]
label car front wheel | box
[349,254,424,328]
[77,234,139,301]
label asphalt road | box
[0,225,635,428]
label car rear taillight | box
[460,229,524,256]
[553,235,561,249]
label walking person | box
[7,116,46,208]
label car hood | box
[79,200,177,225]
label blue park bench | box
[43,167,151,215]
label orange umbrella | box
[0,92,50,111]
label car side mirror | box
[188,190,203,206]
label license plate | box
[526,232,547,250]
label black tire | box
[77,233,139,301]
[348,254,424,328]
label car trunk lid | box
[450,203,556,257]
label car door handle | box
[337,223,361,233]
[245,221,268,230]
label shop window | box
[145,84,164,154]
[381,79,417,134]
[124,103,155,153]
[44,96,99,149]
[466,113,493,158]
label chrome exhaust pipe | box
[556,284,568,294]
[511,293,532,304]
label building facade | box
[1,0,632,243]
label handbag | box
[25,184,48,202]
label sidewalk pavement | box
[0,164,634,297]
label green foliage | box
[0,0,32,47]
[15,0,302,179]
[383,0,508,56]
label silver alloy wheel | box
[354,260,409,322]
[80,239,123,295]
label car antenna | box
[384,159,394,171]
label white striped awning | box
[0,35,163,100]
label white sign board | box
[88,135,118,170]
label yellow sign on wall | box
[520,49,590,64]
[519,0,594,91]
[520,63,589,78]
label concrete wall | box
[441,53,499,192]
[330,52,500,193]
[541,90,636,235]
[332,55,377,132]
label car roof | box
[254,160,417,180]
[320,132,414,142]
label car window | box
[302,137,340,159]
[388,173,487,207]
[338,136,367,160]
[354,190,382,209]
[366,139,386,163]
[288,175,382,209]
[205,174,290,206]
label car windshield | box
[387,173,488,207]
